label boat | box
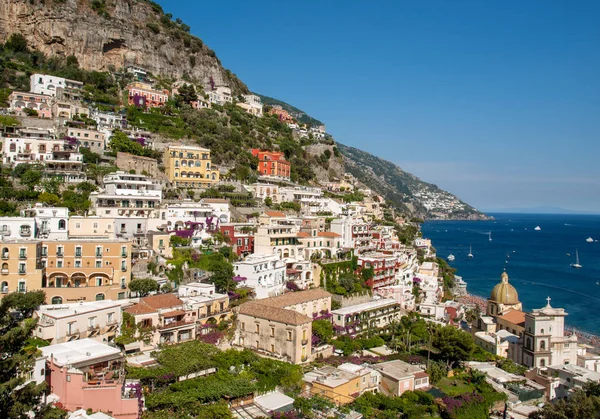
[447,254,455,261]
[586,237,594,243]
[467,245,474,259]
[488,232,492,241]
[570,249,582,269]
[534,226,541,231]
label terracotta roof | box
[125,294,184,315]
[498,309,526,326]
[264,211,286,218]
[260,288,332,309]
[297,231,311,238]
[238,301,312,326]
[317,232,341,238]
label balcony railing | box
[1,253,8,259]
[19,254,27,260]
[1,269,8,275]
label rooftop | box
[254,391,295,412]
[372,360,427,381]
[238,301,312,326]
[260,288,332,309]
[37,300,121,319]
[40,339,121,368]
[331,298,399,316]
[125,293,184,315]
[303,365,358,387]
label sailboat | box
[488,231,492,241]
[570,249,582,269]
[467,245,474,259]
[586,237,594,243]
[534,226,541,231]
[447,254,455,261]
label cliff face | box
[0,0,247,92]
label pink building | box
[40,339,141,418]
[8,91,53,118]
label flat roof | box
[331,298,398,315]
[254,391,295,412]
[372,360,426,381]
[40,339,121,367]
[38,300,121,318]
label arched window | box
[1,280,8,292]
[195,161,201,167]
[51,296,63,305]
[540,340,546,350]
[2,262,7,271]
[95,293,105,301]
[541,329,545,334]
[540,359,546,367]
[58,220,66,230]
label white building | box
[206,86,233,105]
[21,204,69,240]
[34,300,122,344]
[67,127,106,154]
[233,253,286,299]
[330,217,374,253]
[90,171,162,218]
[331,298,402,335]
[30,73,83,97]
[89,109,125,130]
[0,217,36,240]
[240,94,263,117]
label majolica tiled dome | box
[489,272,519,305]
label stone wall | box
[116,152,160,178]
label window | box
[121,261,127,271]
[75,246,82,257]
[118,292,125,300]
[270,344,275,353]
[241,322,245,331]
[18,263,26,274]
[95,277,102,287]
[51,296,62,305]
[255,324,260,334]
[95,293,105,301]
[107,312,114,323]
[95,261,102,268]
[95,247,102,257]
[58,220,66,230]
[19,248,26,259]
[270,327,275,337]
[75,260,81,268]
[18,281,25,292]
[88,317,96,327]
[57,246,63,257]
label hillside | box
[337,143,489,220]
[255,93,324,127]
[0,0,247,93]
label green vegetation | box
[0,291,67,418]
[128,278,160,296]
[352,391,438,419]
[255,92,324,127]
[529,381,600,419]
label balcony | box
[20,229,32,238]
[1,253,8,260]
[121,252,128,258]
[67,328,80,336]
[1,286,8,294]
[18,270,26,275]
[157,320,194,332]
[1,268,7,275]
[19,254,27,260]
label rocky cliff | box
[0,0,247,92]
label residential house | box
[67,127,106,154]
[233,253,286,300]
[219,223,254,256]
[372,360,429,396]
[268,107,294,124]
[8,91,53,118]
[358,252,400,290]
[251,149,291,180]
[34,300,121,345]
[0,240,42,296]
[40,339,140,419]
[127,82,169,108]
[124,294,196,349]
[178,282,232,330]
[304,363,381,405]
[30,73,83,97]
[526,364,600,401]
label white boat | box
[447,254,455,261]
[586,237,594,243]
[570,249,582,269]
[488,232,492,241]
[534,226,541,231]
[467,245,474,259]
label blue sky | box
[159,1,600,213]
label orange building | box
[251,149,291,180]
[268,107,295,123]
[127,82,169,108]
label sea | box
[422,213,600,335]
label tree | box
[4,33,28,53]
[312,320,334,344]
[432,326,475,369]
[80,147,101,164]
[176,83,198,105]
[38,192,61,206]
[20,168,43,191]
[528,388,600,419]
[128,278,160,297]
[263,197,273,207]
[41,177,62,195]
[0,291,62,418]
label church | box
[472,271,578,367]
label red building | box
[220,224,255,256]
[251,149,291,180]
[357,252,401,290]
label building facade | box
[251,149,291,180]
[233,253,286,299]
[163,145,220,188]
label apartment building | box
[237,301,313,364]
[163,145,220,188]
[67,127,106,154]
[178,282,232,329]
[237,94,263,117]
[304,363,381,405]
[2,127,59,165]
[30,73,83,97]
[40,339,140,419]
[206,86,233,105]
[254,219,303,260]
[8,91,53,118]
[34,300,122,344]
[297,231,342,261]
[251,149,291,180]
[0,240,42,296]
[331,298,402,335]
[330,217,374,254]
[358,252,400,289]
[0,217,37,240]
[41,238,133,303]
[90,171,162,218]
[125,294,196,349]
[219,223,254,256]
[233,253,286,300]
[127,82,169,108]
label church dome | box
[489,272,519,305]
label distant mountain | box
[487,206,600,215]
[254,93,324,127]
[337,143,490,220]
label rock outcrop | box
[0,0,247,92]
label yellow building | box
[41,239,133,303]
[163,145,220,188]
[0,240,43,295]
[304,366,362,405]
